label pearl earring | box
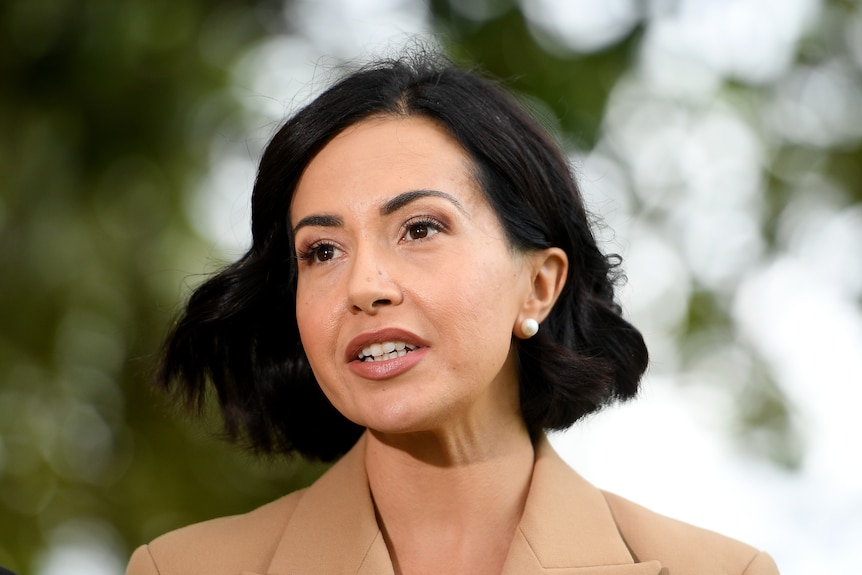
[521,318,539,338]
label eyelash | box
[296,216,447,265]
[401,216,446,242]
[296,242,338,264]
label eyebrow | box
[292,214,343,235]
[381,189,467,216]
[292,189,467,235]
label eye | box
[298,242,341,264]
[403,218,444,242]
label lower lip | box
[347,347,429,380]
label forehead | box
[290,116,481,218]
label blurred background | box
[1,0,861,573]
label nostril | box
[373,298,391,306]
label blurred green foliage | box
[2,0,861,572]
[0,1,323,572]
[431,0,641,149]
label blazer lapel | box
[500,436,663,575]
[250,433,662,575]
[261,434,394,575]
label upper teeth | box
[358,340,418,362]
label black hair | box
[158,52,648,461]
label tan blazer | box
[127,434,778,574]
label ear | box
[515,247,568,339]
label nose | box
[345,246,403,314]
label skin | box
[290,115,567,575]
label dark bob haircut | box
[158,53,649,462]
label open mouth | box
[357,340,420,362]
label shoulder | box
[126,489,306,575]
[602,491,779,574]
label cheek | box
[294,288,314,343]
[295,296,343,407]
[294,283,336,364]
[433,266,519,356]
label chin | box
[354,402,445,437]
[362,414,433,436]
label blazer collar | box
[501,435,662,574]
[252,433,662,575]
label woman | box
[127,54,779,574]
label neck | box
[364,424,536,575]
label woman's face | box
[290,116,536,437]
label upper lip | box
[345,328,429,362]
